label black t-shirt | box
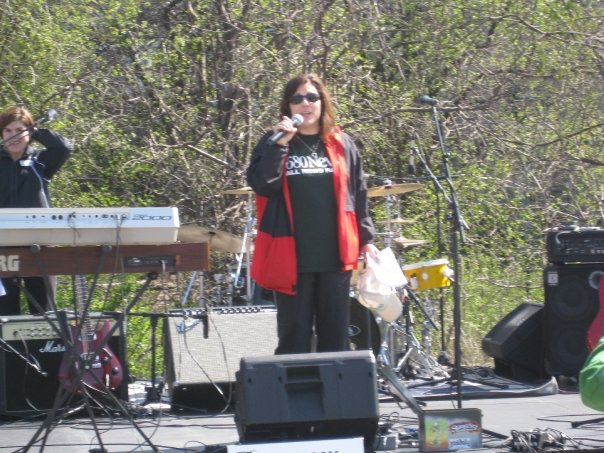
[286,134,340,272]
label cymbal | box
[393,237,429,247]
[377,217,415,225]
[177,224,248,253]
[223,186,253,195]
[367,183,423,198]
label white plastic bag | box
[357,247,405,322]
[369,247,408,287]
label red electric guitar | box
[587,271,604,351]
[58,275,123,393]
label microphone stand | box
[419,98,469,408]
[19,155,49,208]
[413,140,450,363]
[128,310,206,407]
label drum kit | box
[180,179,453,385]
[177,185,271,308]
[350,180,453,384]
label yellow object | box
[402,259,453,291]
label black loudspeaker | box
[482,302,545,380]
[164,306,278,411]
[0,313,128,417]
[235,350,379,449]
[543,264,602,377]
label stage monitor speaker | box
[481,302,545,380]
[163,306,278,411]
[543,264,602,377]
[0,312,128,417]
[234,350,379,450]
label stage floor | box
[1,376,603,453]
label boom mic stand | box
[129,310,208,408]
[418,95,469,408]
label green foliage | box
[2,0,603,377]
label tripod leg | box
[144,315,162,405]
[378,361,424,415]
[388,302,448,380]
[393,330,448,380]
[21,275,162,453]
[376,322,425,414]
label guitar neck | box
[74,275,94,341]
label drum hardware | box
[367,182,424,198]
[374,233,429,248]
[224,186,256,305]
[212,273,231,305]
[373,301,427,414]
[377,354,425,415]
[348,294,443,414]
[222,186,253,195]
[373,181,400,249]
[180,271,206,308]
[376,217,415,225]
[349,296,380,356]
[393,237,430,248]
[371,181,428,250]
[349,296,424,414]
[384,290,447,382]
[178,224,245,254]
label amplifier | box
[164,305,278,411]
[0,312,128,417]
[546,226,604,263]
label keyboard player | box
[0,106,73,315]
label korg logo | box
[0,255,19,272]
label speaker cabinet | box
[235,350,379,449]
[482,302,545,380]
[543,264,602,377]
[164,306,278,411]
[0,313,128,417]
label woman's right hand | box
[273,116,298,146]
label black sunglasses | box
[289,93,321,104]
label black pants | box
[0,276,55,315]
[274,270,352,354]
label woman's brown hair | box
[279,73,336,140]
[0,106,34,133]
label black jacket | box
[0,128,73,208]
[246,128,375,294]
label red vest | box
[250,130,361,295]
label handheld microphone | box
[418,94,439,106]
[267,114,304,145]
